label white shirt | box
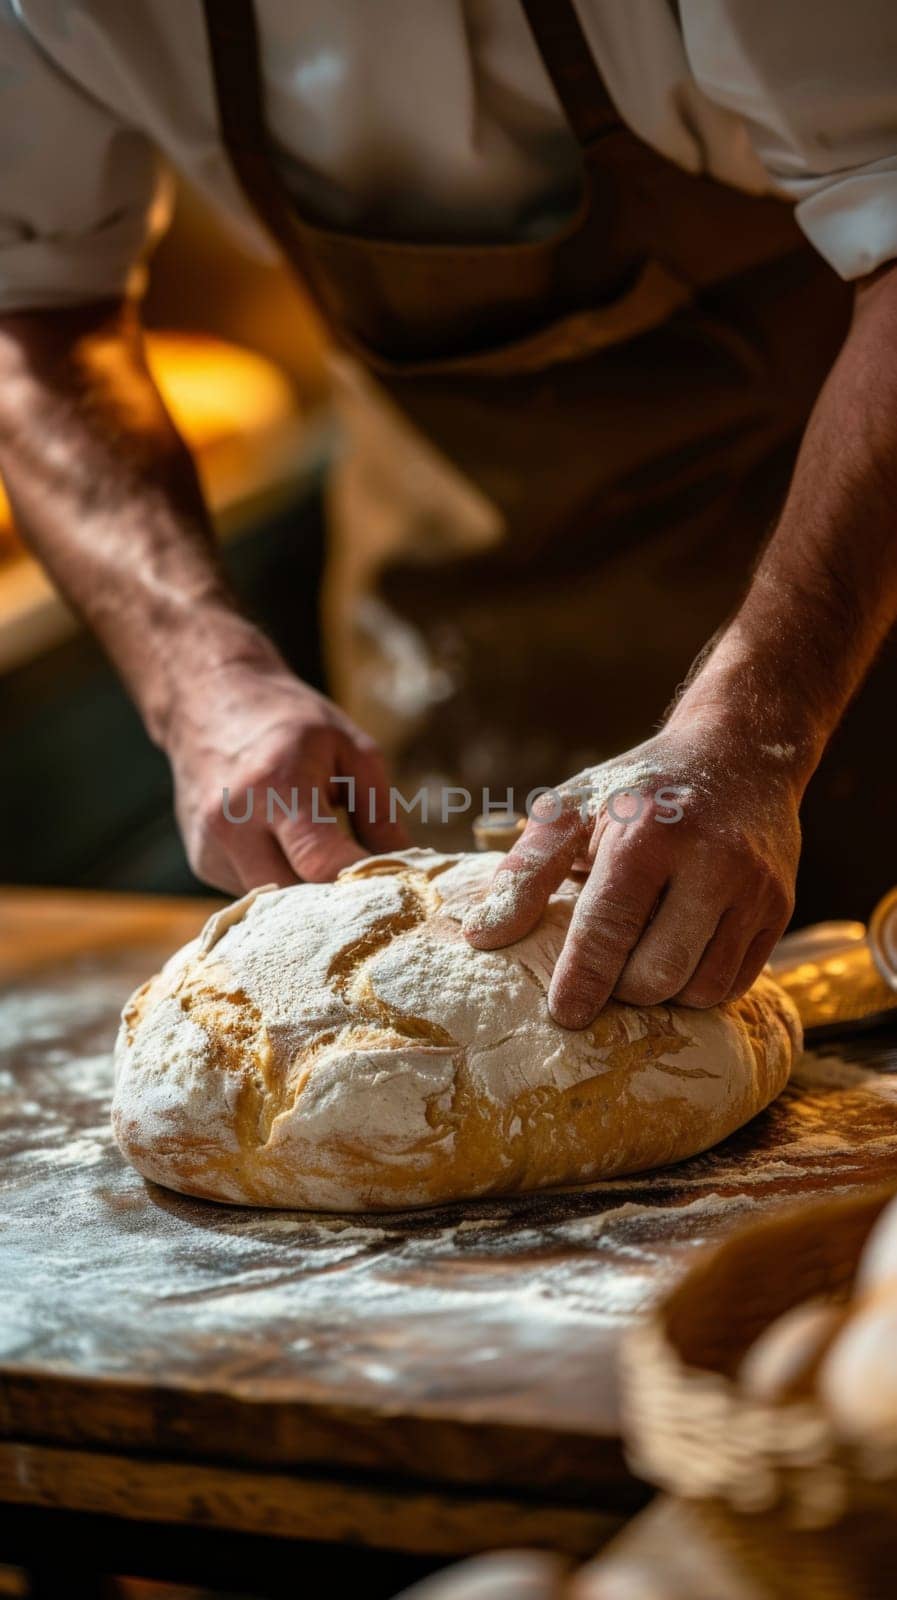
[1,0,896,313]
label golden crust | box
[112,854,801,1212]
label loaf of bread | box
[112,850,801,1212]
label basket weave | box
[622,1183,897,1599]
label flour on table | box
[3,935,897,1432]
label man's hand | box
[166,643,411,894]
[468,261,897,1028]
[464,712,800,1028]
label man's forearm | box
[0,298,408,889]
[0,298,276,745]
[673,260,897,788]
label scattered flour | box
[3,941,896,1438]
[562,759,667,821]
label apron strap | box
[517,0,621,150]
[201,0,340,336]
[201,0,623,352]
[202,0,620,241]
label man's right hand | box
[165,639,411,894]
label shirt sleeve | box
[682,2,897,281]
[786,157,897,283]
[0,0,171,311]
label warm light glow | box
[0,487,12,547]
[0,333,298,552]
[779,943,896,1028]
[146,333,297,448]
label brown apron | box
[202,0,807,370]
[201,1,876,923]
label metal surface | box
[869,886,897,994]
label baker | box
[1,1,896,1029]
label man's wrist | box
[140,601,285,750]
[667,623,835,798]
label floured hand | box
[463,713,801,1029]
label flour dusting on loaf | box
[112,850,801,1211]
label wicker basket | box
[622,1182,897,1599]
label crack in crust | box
[113,853,802,1211]
[324,871,458,1050]
[168,866,463,1155]
[174,969,278,1149]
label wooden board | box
[3,887,897,1552]
[0,1441,615,1558]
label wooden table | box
[4,888,897,1594]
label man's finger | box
[345,737,413,854]
[463,800,586,949]
[548,838,665,1028]
[725,926,781,1002]
[613,873,727,1008]
[272,796,367,882]
[226,830,298,893]
[195,853,244,897]
[674,903,759,1009]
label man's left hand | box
[463,711,801,1029]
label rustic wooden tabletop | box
[3,886,897,1578]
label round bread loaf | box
[112,850,801,1212]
